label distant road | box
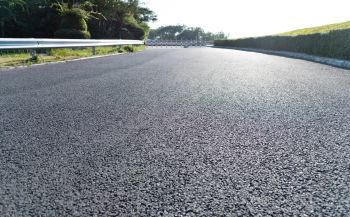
[1,48,349,216]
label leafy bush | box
[59,9,88,31]
[214,29,350,60]
[123,45,134,52]
[123,15,147,39]
[125,24,145,39]
[54,7,91,39]
[54,29,91,39]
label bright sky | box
[144,0,350,38]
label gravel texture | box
[0,48,350,216]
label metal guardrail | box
[146,40,213,47]
[0,38,144,58]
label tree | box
[0,0,156,39]
[86,0,154,39]
[54,4,91,39]
[0,0,25,37]
[149,25,229,40]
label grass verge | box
[278,20,350,36]
[214,20,350,61]
[0,45,145,68]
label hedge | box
[214,29,350,61]
[54,29,91,39]
[54,8,91,39]
[59,13,88,31]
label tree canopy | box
[148,25,228,41]
[0,0,157,39]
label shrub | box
[59,10,88,31]
[54,7,91,39]
[54,29,91,39]
[123,45,134,52]
[214,29,350,61]
[123,14,147,40]
[125,24,145,39]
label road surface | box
[1,48,349,216]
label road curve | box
[1,48,349,216]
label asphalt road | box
[0,48,349,216]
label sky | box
[144,0,350,39]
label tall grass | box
[0,45,145,67]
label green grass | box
[278,20,350,36]
[0,45,145,68]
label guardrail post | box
[30,49,37,60]
[92,46,96,55]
